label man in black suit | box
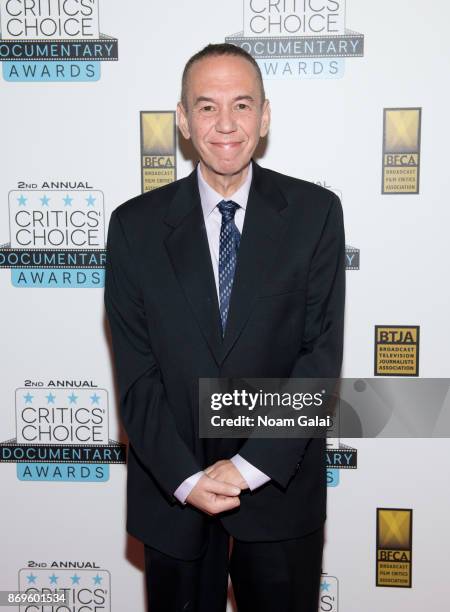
[104,43,345,612]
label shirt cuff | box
[173,470,204,505]
[230,454,271,491]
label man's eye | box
[201,105,215,112]
[236,103,250,110]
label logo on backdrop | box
[226,0,364,79]
[326,440,357,488]
[0,0,118,82]
[345,245,359,270]
[140,111,177,193]
[314,182,360,270]
[376,508,413,588]
[324,402,357,487]
[374,325,420,376]
[382,108,422,194]
[0,382,126,482]
[0,181,105,287]
[320,574,339,611]
[18,561,111,610]
[314,180,341,200]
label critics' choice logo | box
[315,182,359,270]
[1,185,105,287]
[382,108,422,194]
[19,563,110,611]
[345,245,359,270]
[0,384,126,482]
[319,361,357,488]
[140,111,177,194]
[0,0,118,82]
[375,325,420,377]
[320,574,338,611]
[326,436,357,488]
[226,0,364,79]
[376,508,413,588]
[314,180,342,200]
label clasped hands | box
[186,460,249,516]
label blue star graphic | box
[86,194,96,207]
[67,392,78,404]
[49,573,58,585]
[23,392,33,403]
[90,393,101,405]
[71,574,81,584]
[46,392,56,404]
[27,573,37,584]
[92,574,103,585]
[321,581,330,592]
[40,195,50,206]
[17,195,27,206]
[63,194,73,206]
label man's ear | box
[177,101,191,140]
[260,99,271,138]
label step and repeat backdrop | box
[1,1,449,610]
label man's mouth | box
[209,141,243,149]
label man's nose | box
[215,107,237,133]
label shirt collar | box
[197,162,252,218]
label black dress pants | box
[144,518,324,612]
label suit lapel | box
[220,160,288,364]
[164,167,223,366]
[164,161,288,367]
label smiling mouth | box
[210,142,243,148]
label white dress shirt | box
[173,162,271,504]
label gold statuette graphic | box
[382,108,421,194]
[141,111,176,193]
[374,325,419,376]
[376,508,412,587]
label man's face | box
[177,55,270,176]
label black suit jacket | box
[104,160,345,560]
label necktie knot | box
[218,199,240,224]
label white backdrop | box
[1,1,450,610]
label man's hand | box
[185,473,241,515]
[205,459,249,491]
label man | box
[104,43,345,612]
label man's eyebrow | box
[233,95,255,103]
[193,95,256,105]
[193,96,216,105]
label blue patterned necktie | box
[217,199,241,336]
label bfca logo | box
[0,0,118,81]
[226,0,364,79]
